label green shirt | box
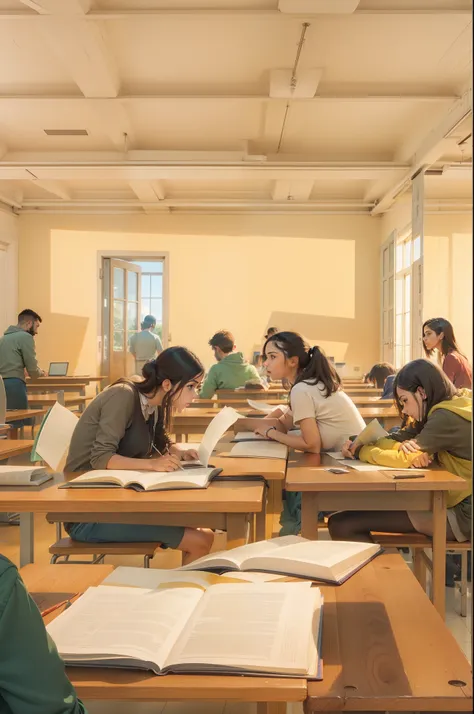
[199,352,262,399]
[0,326,42,381]
[0,556,86,714]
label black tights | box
[327,511,416,543]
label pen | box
[152,443,184,470]
[41,593,80,618]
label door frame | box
[96,250,170,376]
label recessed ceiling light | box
[44,129,89,136]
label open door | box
[102,258,141,383]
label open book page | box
[101,567,262,590]
[243,540,380,581]
[247,400,288,414]
[35,401,79,471]
[0,465,50,486]
[195,407,241,467]
[165,582,321,676]
[233,432,267,442]
[354,419,388,446]
[327,452,344,460]
[64,468,214,490]
[180,536,307,572]
[46,585,202,672]
[228,441,288,459]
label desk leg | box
[19,513,34,566]
[432,490,447,616]
[257,704,286,714]
[255,497,266,543]
[265,481,278,539]
[226,514,248,549]
[301,493,320,540]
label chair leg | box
[50,554,60,564]
[413,549,427,591]
[460,550,468,618]
[144,555,151,568]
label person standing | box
[129,315,163,375]
[0,309,45,428]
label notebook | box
[59,467,222,492]
[46,581,323,678]
[0,466,53,487]
[233,430,301,442]
[227,441,288,460]
[352,418,389,446]
[181,535,381,584]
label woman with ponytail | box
[236,332,365,534]
[64,346,213,563]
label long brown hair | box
[263,331,341,398]
[115,346,204,450]
[393,358,458,432]
[423,317,464,359]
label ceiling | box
[0,0,471,216]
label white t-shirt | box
[289,381,365,451]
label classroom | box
[0,2,472,714]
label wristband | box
[265,426,276,439]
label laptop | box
[48,362,69,377]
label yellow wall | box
[18,213,381,378]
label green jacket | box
[199,352,262,399]
[0,555,85,714]
[0,326,42,381]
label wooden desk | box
[193,397,288,409]
[0,439,34,460]
[358,405,399,429]
[0,425,11,437]
[172,407,264,440]
[285,452,467,616]
[350,396,393,407]
[307,553,472,712]
[20,563,306,714]
[216,388,289,400]
[5,408,48,438]
[27,382,88,396]
[345,387,383,396]
[0,473,265,567]
[27,394,88,412]
[27,376,105,396]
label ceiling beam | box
[31,179,71,200]
[371,87,472,215]
[272,180,314,201]
[129,181,166,214]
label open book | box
[181,535,381,584]
[228,442,288,460]
[47,582,323,678]
[59,467,222,492]
[233,430,301,442]
[0,465,53,487]
[352,418,388,446]
[102,566,290,590]
[183,406,241,468]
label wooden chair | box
[46,516,162,567]
[372,531,471,617]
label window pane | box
[396,243,403,271]
[113,331,124,351]
[396,278,403,314]
[141,301,151,322]
[133,261,164,273]
[404,344,411,365]
[404,312,411,347]
[150,298,162,321]
[388,276,393,308]
[413,235,421,261]
[395,345,403,369]
[405,274,411,309]
[113,300,124,330]
[127,302,138,331]
[127,271,138,301]
[141,275,151,299]
[151,274,163,297]
[395,314,403,346]
[404,240,412,268]
[113,268,124,299]
[388,244,394,274]
[383,247,389,277]
[383,280,388,309]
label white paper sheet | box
[35,402,79,470]
[247,400,288,414]
[197,407,241,467]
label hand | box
[341,439,356,459]
[179,449,199,462]
[411,452,432,468]
[254,423,272,438]
[400,439,420,454]
[148,454,181,472]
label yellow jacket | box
[359,390,472,508]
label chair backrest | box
[31,401,79,470]
[0,376,6,424]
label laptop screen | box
[48,362,69,377]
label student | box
[0,309,45,428]
[64,346,213,564]
[129,314,163,375]
[264,327,279,341]
[423,317,472,388]
[199,330,262,399]
[328,359,471,550]
[236,332,365,534]
[0,554,86,713]
[366,362,396,399]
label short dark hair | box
[209,330,235,354]
[141,315,156,330]
[265,327,279,339]
[18,309,42,324]
[367,362,395,388]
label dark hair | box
[393,358,458,432]
[141,315,156,330]
[115,346,204,451]
[263,331,341,398]
[209,330,234,354]
[265,327,279,340]
[423,317,464,359]
[366,362,396,388]
[18,309,42,324]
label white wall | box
[0,208,19,333]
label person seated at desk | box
[64,347,213,564]
[0,309,46,428]
[199,330,263,399]
[0,554,86,714]
[235,331,365,536]
[129,314,163,376]
[365,362,396,399]
[329,359,472,553]
[423,317,472,389]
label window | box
[394,234,415,368]
[132,260,164,340]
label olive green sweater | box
[0,326,42,381]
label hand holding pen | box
[150,444,184,471]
